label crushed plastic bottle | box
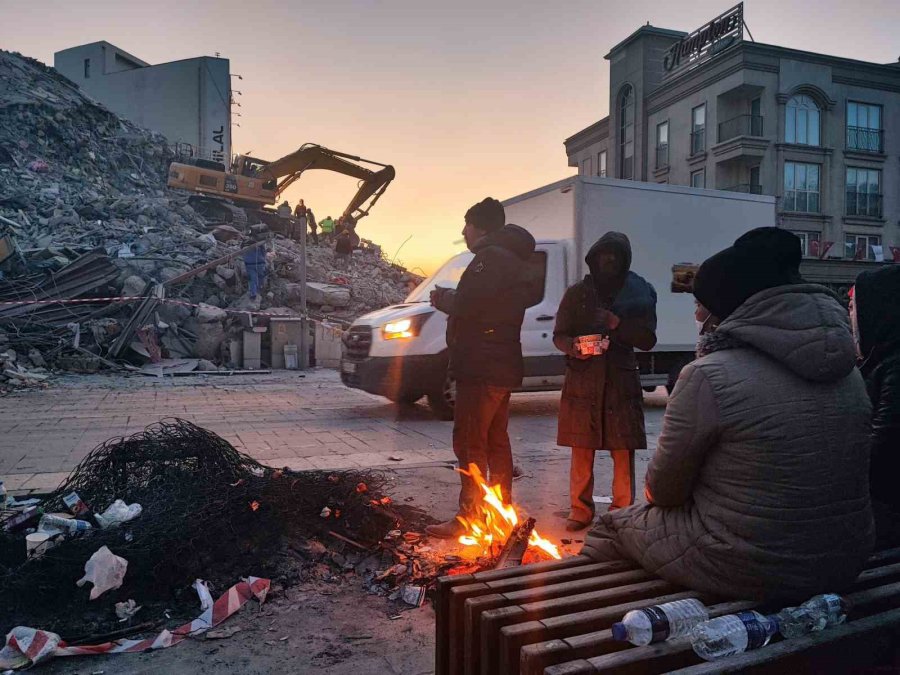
[611,598,709,646]
[691,611,778,661]
[776,593,846,639]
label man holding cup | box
[553,232,657,531]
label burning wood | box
[456,464,561,562]
[495,517,535,569]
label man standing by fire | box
[426,198,536,539]
[553,232,657,531]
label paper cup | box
[26,532,54,559]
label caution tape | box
[0,294,313,320]
[0,577,270,669]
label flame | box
[456,463,561,560]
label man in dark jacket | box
[852,266,900,547]
[426,197,537,538]
[553,232,657,530]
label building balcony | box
[846,126,884,154]
[722,183,763,195]
[717,115,764,143]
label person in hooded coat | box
[580,229,874,601]
[851,266,900,547]
[553,232,657,530]
[426,197,537,538]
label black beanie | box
[734,227,803,282]
[465,197,505,233]
[693,234,800,320]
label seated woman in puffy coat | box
[582,229,875,601]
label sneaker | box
[425,518,466,539]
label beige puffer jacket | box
[583,284,875,600]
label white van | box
[341,176,775,418]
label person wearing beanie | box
[426,197,536,539]
[553,232,657,531]
[851,266,900,547]
[581,236,874,601]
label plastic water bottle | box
[0,480,7,508]
[776,594,846,639]
[611,598,709,645]
[691,611,778,661]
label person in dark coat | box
[852,266,900,547]
[553,232,657,530]
[426,197,537,538]
[306,208,318,245]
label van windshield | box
[405,251,474,303]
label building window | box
[845,234,882,261]
[846,168,882,218]
[783,162,820,213]
[691,169,705,189]
[847,102,883,153]
[581,157,592,176]
[749,165,761,192]
[785,95,820,146]
[619,85,634,180]
[597,150,607,177]
[83,58,91,79]
[691,104,706,155]
[792,231,821,258]
[656,121,669,169]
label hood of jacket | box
[584,232,631,296]
[473,223,536,261]
[715,284,857,383]
[855,266,900,361]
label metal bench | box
[434,548,900,674]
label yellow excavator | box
[167,143,395,232]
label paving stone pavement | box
[0,369,666,497]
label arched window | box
[785,95,820,146]
[619,85,634,179]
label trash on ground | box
[114,600,142,622]
[76,546,128,600]
[95,500,142,529]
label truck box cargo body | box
[341,176,775,418]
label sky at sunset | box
[2,0,898,275]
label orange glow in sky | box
[3,0,898,274]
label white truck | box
[340,176,775,418]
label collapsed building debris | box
[0,419,432,640]
[0,49,423,391]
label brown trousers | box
[453,382,513,516]
[569,448,635,524]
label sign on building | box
[663,3,743,77]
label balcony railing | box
[846,126,884,153]
[690,129,706,155]
[722,183,763,195]
[846,191,883,218]
[717,115,764,143]
[655,144,669,170]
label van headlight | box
[382,313,431,340]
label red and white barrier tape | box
[0,576,270,670]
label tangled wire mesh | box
[0,418,402,636]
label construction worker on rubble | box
[242,227,269,304]
[426,198,536,539]
[319,215,335,242]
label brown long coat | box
[555,271,657,449]
[583,285,875,600]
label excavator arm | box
[260,144,395,223]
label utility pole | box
[298,221,310,369]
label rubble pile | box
[0,419,431,637]
[0,49,422,389]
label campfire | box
[456,464,561,564]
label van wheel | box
[642,386,656,393]
[427,375,456,421]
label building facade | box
[55,42,232,164]
[565,11,900,286]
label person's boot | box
[425,518,466,539]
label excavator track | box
[188,196,249,229]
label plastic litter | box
[0,480,7,508]
[76,546,128,600]
[193,579,214,612]
[62,492,90,518]
[114,600,142,622]
[95,500,142,529]
[39,514,92,534]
